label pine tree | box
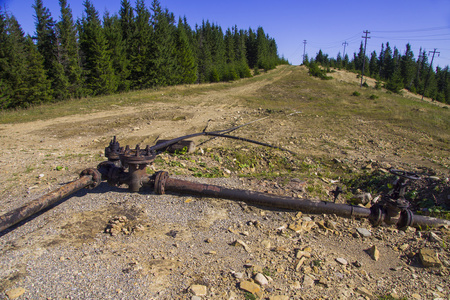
[400,43,415,90]
[196,22,213,83]
[149,0,178,86]
[234,27,251,78]
[33,0,68,100]
[103,11,130,91]
[1,13,30,108]
[128,0,152,89]
[56,0,83,98]
[79,0,117,95]
[175,17,197,84]
[368,51,378,78]
[22,35,53,105]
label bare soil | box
[0,66,449,300]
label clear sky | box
[2,0,450,68]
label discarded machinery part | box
[154,171,169,195]
[369,203,413,230]
[150,172,450,228]
[155,140,195,153]
[151,172,370,219]
[0,175,96,233]
[105,136,122,162]
[389,169,421,181]
[80,168,102,189]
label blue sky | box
[2,0,450,68]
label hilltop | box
[0,65,449,299]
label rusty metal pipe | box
[154,175,371,219]
[0,175,95,232]
[152,172,450,228]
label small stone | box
[367,245,380,261]
[355,286,373,298]
[336,258,348,265]
[411,293,421,299]
[192,296,202,300]
[429,232,442,243]
[295,256,307,271]
[233,272,244,279]
[205,251,216,255]
[5,287,26,299]
[356,228,371,237]
[351,193,372,205]
[269,296,289,300]
[352,261,362,268]
[291,281,301,289]
[419,248,441,268]
[399,244,409,251]
[296,250,311,259]
[261,240,271,249]
[233,240,251,252]
[254,273,269,286]
[191,284,207,296]
[239,281,261,294]
[303,275,315,288]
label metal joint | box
[154,171,169,195]
[79,168,102,189]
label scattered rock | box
[303,275,315,288]
[335,257,348,265]
[429,232,443,243]
[356,227,371,238]
[367,245,379,261]
[419,248,441,268]
[232,240,251,252]
[239,281,261,294]
[190,284,207,296]
[355,286,373,298]
[254,273,269,286]
[351,193,372,205]
[5,287,26,299]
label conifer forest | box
[0,0,287,109]
[0,0,448,109]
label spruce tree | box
[149,0,177,86]
[129,0,152,88]
[400,43,415,90]
[79,0,117,95]
[1,14,30,108]
[57,0,83,98]
[103,11,130,91]
[22,35,53,105]
[175,17,197,84]
[33,0,68,100]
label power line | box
[302,40,307,64]
[372,26,450,33]
[360,30,370,87]
[342,41,348,58]
[422,48,440,100]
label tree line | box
[0,0,288,109]
[307,42,449,104]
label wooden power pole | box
[360,30,370,87]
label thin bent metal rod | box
[149,116,297,155]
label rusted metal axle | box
[149,171,450,229]
[0,169,101,232]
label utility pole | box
[360,30,370,87]
[342,41,348,58]
[302,40,307,64]
[422,48,440,100]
